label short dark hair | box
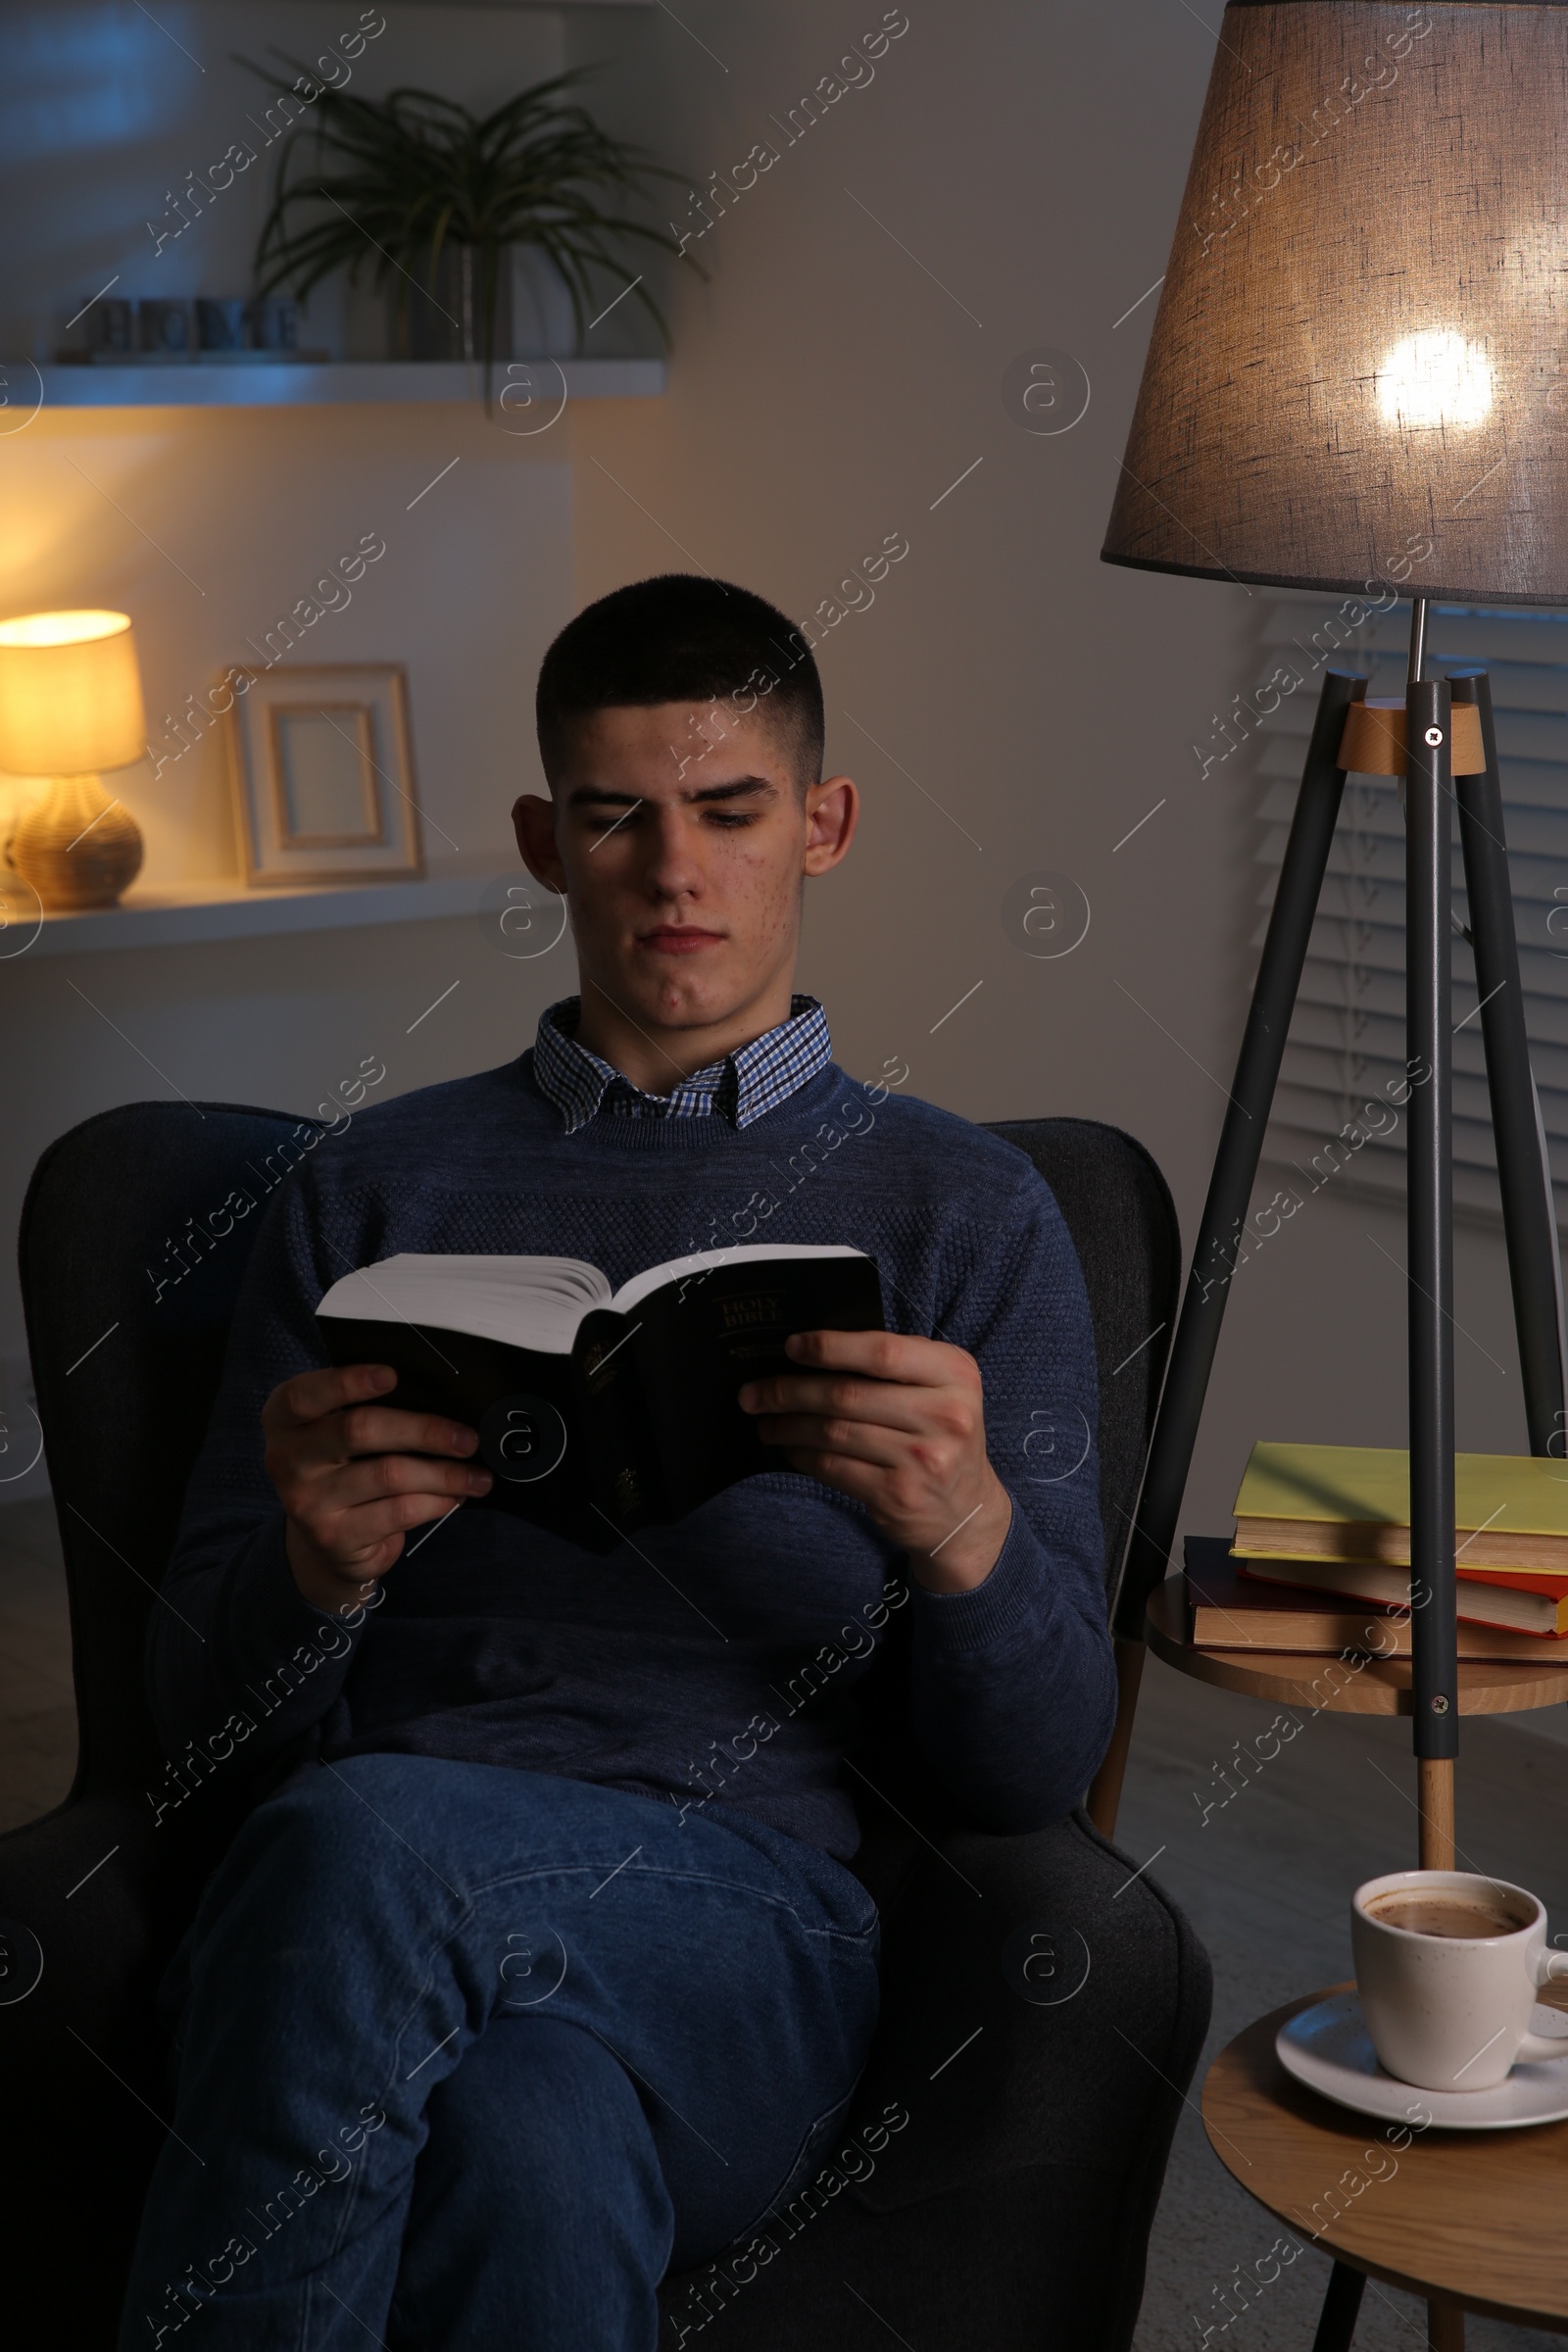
[535,573,825,785]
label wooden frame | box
[224,662,423,889]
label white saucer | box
[1277,1991,1568,2131]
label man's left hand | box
[738,1329,1012,1592]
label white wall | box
[0,0,1532,1534]
[565,0,1531,1516]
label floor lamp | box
[1093,0,1568,1871]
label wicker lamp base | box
[11,773,143,909]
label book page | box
[317,1253,612,1354]
[610,1243,867,1317]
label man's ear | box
[803,775,858,877]
[513,794,566,894]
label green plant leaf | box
[238,55,700,400]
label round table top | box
[1145,1577,1568,1717]
[1202,1990,1568,2331]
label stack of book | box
[1186,1442,1568,1660]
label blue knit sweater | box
[150,1054,1115,1862]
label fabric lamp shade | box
[0,610,147,775]
[1102,2,1568,604]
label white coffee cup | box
[1351,1869,1568,2092]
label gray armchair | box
[0,1101,1208,2348]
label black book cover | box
[318,1252,885,1553]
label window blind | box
[1249,597,1568,1228]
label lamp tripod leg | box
[1088,667,1360,1840]
[1417,662,1560,1874]
[1418,1757,1455,1870]
[1404,644,1459,1852]
[1101,668,1361,1722]
[1450,668,1568,1457]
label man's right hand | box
[262,1363,492,1615]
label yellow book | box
[1232,1442,1568,1574]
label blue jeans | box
[118,1754,881,2350]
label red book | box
[1181,1540,1568,1653]
[1234,1553,1568,1637]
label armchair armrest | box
[658,1810,1210,2352]
[0,1781,246,2343]
[846,1808,1210,2204]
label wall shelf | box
[34,358,663,411]
[18,869,528,957]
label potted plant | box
[244,61,690,396]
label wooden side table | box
[1144,1579,1568,1721]
[1202,1992,1568,2349]
[1142,1577,1568,1868]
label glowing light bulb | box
[1377,330,1494,429]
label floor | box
[4,1496,1565,2347]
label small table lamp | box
[0,609,148,910]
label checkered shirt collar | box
[533,995,831,1135]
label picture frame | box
[223,662,424,889]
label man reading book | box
[120,575,1114,2351]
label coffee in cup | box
[1351,1869,1568,2092]
[1365,1887,1525,1939]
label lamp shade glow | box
[1101,2,1568,603]
[0,609,147,775]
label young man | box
[120,575,1113,2351]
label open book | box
[317,1245,885,1549]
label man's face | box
[514,701,857,1036]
